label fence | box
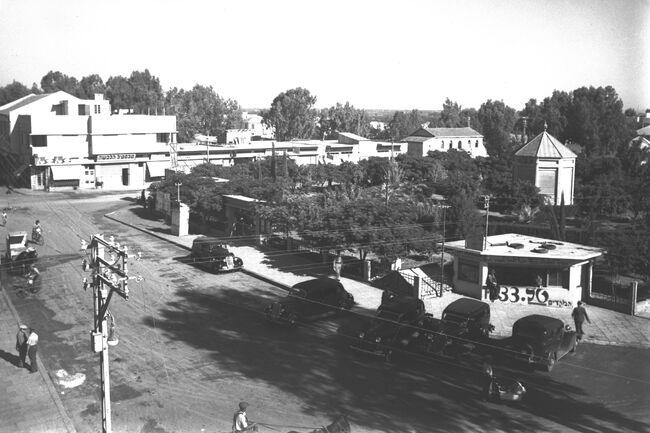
[588,280,643,315]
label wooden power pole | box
[85,234,130,433]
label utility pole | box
[85,234,130,433]
[205,137,210,164]
[439,201,447,296]
[483,195,490,251]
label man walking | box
[15,324,29,368]
[571,301,591,341]
[26,328,39,373]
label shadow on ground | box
[140,286,650,433]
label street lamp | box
[175,181,182,202]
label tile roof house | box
[403,127,487,158]
[513,123,576,205]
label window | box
[78,104,90,115]
[475,140,479,148]
[458,140,462,149]
[94,105,101,114]
[156,133,170,143]
[458,260,479,283]
[449,141,453,149]
[32,136,47,147]
[440,141,444,149]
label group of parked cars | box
[261,276,577,373]
[187,236,577,373]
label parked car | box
[2,231,38,274]
[264,278,354,326]
[350,296,426,361]
[189,237,243,272]
[405,298,492,358]
[505,314,577,372]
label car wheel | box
[545,353,557,372]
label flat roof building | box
[445,233,603,309]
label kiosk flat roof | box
[445,233,603,261]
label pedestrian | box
[571,301,591,341]
[535,274,543,289]
[232,401,257,432]
[1,210,7,226]
[486,269,498,302]
[15,324,29,368]
[26,328,39,373]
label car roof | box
[443,298,488,315]
[292,278,342,294]
[380,296,423,313]
[514,314,563,330]
[192,236,224,245]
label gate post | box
[631,281,638,316]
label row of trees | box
[1,71,641,162]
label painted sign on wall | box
[484,286,573,308]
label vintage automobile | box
[2,231,38,274]
[505,314,577,372]
[405,298,493,358]
[189,237,243,272]
[264,278,354,326]
[350,295,426,361]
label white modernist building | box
[0,91,177,190]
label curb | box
[104,212,293,292]
[0,287,77,433]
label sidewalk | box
[107,206,650,349]
[0,289,75,433]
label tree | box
[40,71,81,96]
[128,69,164,114]
[477,99,517,157]
[263,87,317,141]
[106,75,133,111]
[566,86,628,156]
[0,80,32,106]
[316,102,370,139]
[165,84,242,143]
[437,98,463,127]
[79,74,106,99]
[388,109,423,141]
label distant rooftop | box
[0,93,50,115]
[515,128,577,159]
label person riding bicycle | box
[32,220,43,242]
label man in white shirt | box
[26,328,39,373]
[232,401,256,432]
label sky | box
[0,0,647,111]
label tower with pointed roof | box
[513,122,577,205]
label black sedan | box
[189,237,243,272]
[264,278,354,326]
[350,296,426,361]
